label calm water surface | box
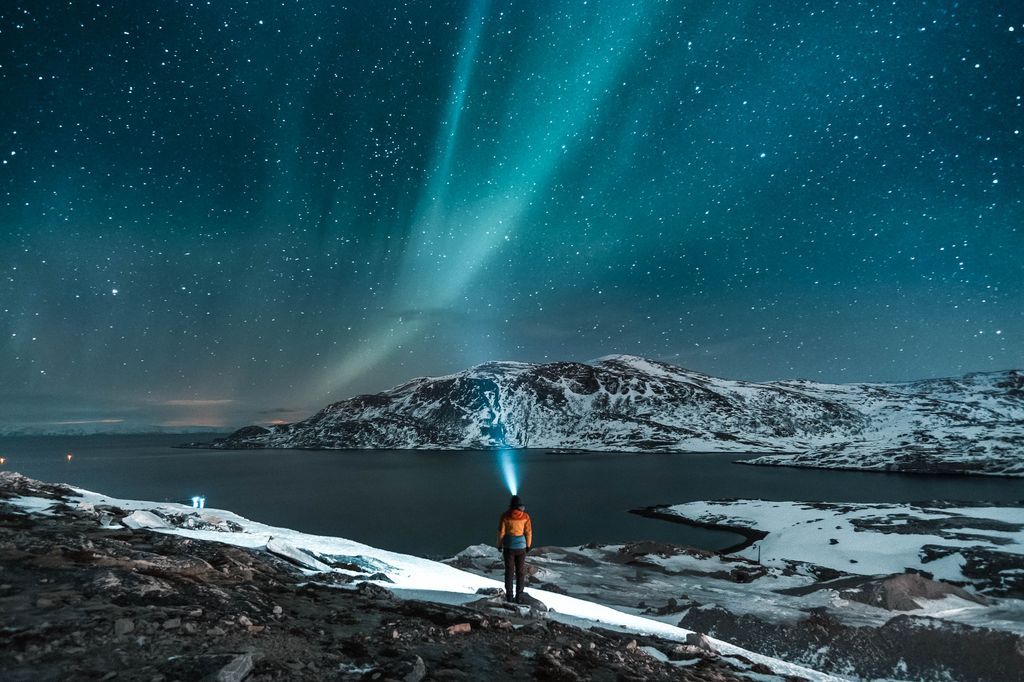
[2,434,1020,558]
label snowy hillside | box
[203,355,1024,476]
[0,472,834,681]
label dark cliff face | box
[206,356,1023,472]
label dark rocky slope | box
[450,541,1024,682]
[0,473,801,682]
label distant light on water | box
[498,449,518,495]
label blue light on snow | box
[191,496,206,509]
[498,449,518,495]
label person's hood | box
[507,508,527,519]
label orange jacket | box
[497,508,532,549]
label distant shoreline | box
[630,505,767,554]
[1,431,228,439]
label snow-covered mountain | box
[206,355,1024,476]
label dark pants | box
[503,548,526,601]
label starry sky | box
[1,1,1022,431]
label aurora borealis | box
[1,1,1022,431]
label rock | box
[237,615,253,627]
[475,586,504,596]
[356,581,394,600]
[537,651,583,681]
[162,618,181,630]
[446,623,472,635]
[206,626,226,636]
[121,510,170,530]
[537,581,569,595]
[265,537,330,572]
[113,618,135,636]
[514,592,548,612]
[403,655,427,682]
[272,605,283,615]
[667,644,693,661]
[215,653,254,682]
[679,602,1024,681]
[624,639,638,651]
[91,572,123,593]
[684,632,716,653]
[840,572,986,611]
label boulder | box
[265,538,330,572]
[841,572,986,611]
[215,653,254,682]
[402,655,427,682]
[121,510,170,530]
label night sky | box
[2,1,1022,431]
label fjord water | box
[3,434,1020,558]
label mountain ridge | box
[200,355,1024,476]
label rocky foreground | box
[196,355,1024,477]
[0,473,822,682]
[450,524,1024,681]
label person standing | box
[497,495,533,603]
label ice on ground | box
[8,495,59,516]
[661,500,1024,588]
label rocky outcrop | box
[0,473,788,682]
[448,537,1024,682]
[193,356,1024,477]
[676,607,1024,682]
[836,572,986,611]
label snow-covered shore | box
[449,499,1024,680]
[0,472,836,681]
[6,471,1024,680]
[656,499,1024,595]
